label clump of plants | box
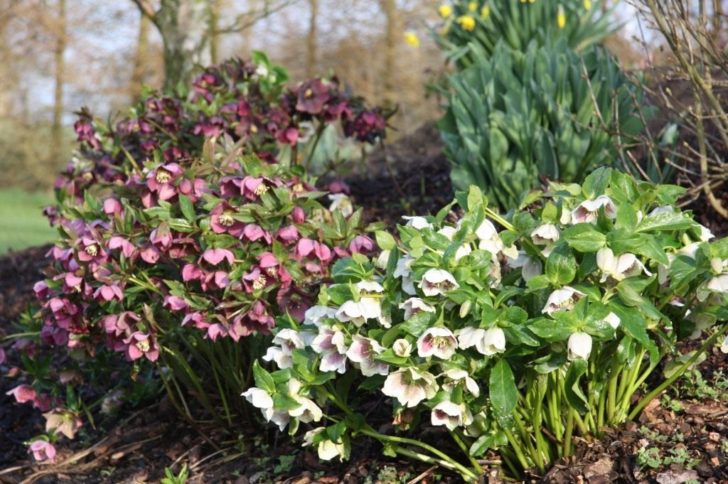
[440,40,644,211]
[5,54,385,460]
[244,168,728,479]
[436,0,616,69]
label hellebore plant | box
[244,168,728,480]
[7,53,385,462]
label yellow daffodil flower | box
[457,15,476,31]
[557,4,566,28]
[404,31,420,48]
[438,4,453,18]
[468,1,478,12]
[584,0,592,10]
[481,4,490,18]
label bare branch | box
[215,0,300,34]
[130,0,158,24]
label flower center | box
[136,339,150,353]
[250,124,258,134]
[155,169,172,184]
[85,244,98,257]
[432,336,451,349]
[253,275,267,290]
[218,212,234,227]
[266,267,277,276]
[254,183,268,196]
[304,88,314,98]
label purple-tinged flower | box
[242,176,269,200]
[571,195,617,224]
[442,369,480,397]
[542,286,585,315]
[417,327,457,359]
[140,245,160,264]
[44,409,82,439]
[296,79,331,114]
[102,312,140,337]
[419,269,459,297]
[431,400,473,430]
[29,440,56,463]
[150,224,173,249]
[399,297,435,319]
[382,367,438,408]
[346,335,388,376]
[277,225,299,244]
[124,332,159,362]
[349,235,374,254]
[178,177,207,202]
[163,295,188,311]
[210,203,245,237]
[292,206,305,224]
[311,327,348,374]
[146,163,183,201]
[108,236,136,258]
[94,283,124,302]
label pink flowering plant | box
[245,168,728,479]
[6,55,384,461]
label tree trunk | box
[306,0,318,77]
[51,0,66,162]
[379,0,397,106]
[156,0,212,92]
[209,0,221,64]
[130,12,150,102]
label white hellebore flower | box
[476,220,505,255]
[458,327,506,356]
[531,224,560,245]
[336,298,382,327]
[542,286,585,315]
[394,255,416,295]
[419,268,459,296]
[346,335,389,376]
[417,327,458,359]
[328,193,354,217]
[707,274,728,294]
[508,251,543,282]
[571,195,616,224]
[304,305,337,327]
[431,400,473,430]
[357,280,384,294]
[399,297,436,319]
[442,369,480,397]
[403,216,432,230]
[721,335,728,354]
[382,367,438,407]
[262,328,306,369]
[375,249,391,269]
[392,338,412,357]
[597,247,650,282]
[241,387,290,431]
[437,226,472,261]
[604,312,621,330]
[303,428,347,461]
[311,327,348,373]
[568,332,593,361]
[287,380,323,424]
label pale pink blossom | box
[417,327,457,359]
[382,368,438,408]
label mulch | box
[1,125,727,482]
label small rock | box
[655,469,699,484]
[583,457,613,479]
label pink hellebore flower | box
[349,235,374,254]
[178,178,207,201]
[571,195,617,224]
[163,295,188,311]
[94,283,124,302]
[292,206,305,224]
[29,440,57,463]
[103,197,123,217]
[242,224,272,244]
[296,238,332,264]
[382,367,438,408]
[210,204,245,237]
[124,332,159,362]
[242,176,269,200]
[146,163,183,201]
[139,245,160,264]
[108,236,136,258]
[417,327,458,359]
[6,384,36,404]
[201,248,235,266]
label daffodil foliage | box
[246,168,728,479]
[436,0,616,70]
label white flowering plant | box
[243,168,728,479]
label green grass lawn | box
[0,189,56,254]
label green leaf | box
[564,359,589,414]
[636,211,696,233]
[545,244,577,285]
[562,224,606,252]
[582,167,612,199]
[178,195,196,222]
[489,359,518,419]
[375,231,396,251]
[253,361,275,394]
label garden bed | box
[1,128,727,483]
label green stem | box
[628,327,728,421]
[562,408,575,457]
[501,426,530,471]
[606,369,618,422]
[451,430,484,476]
